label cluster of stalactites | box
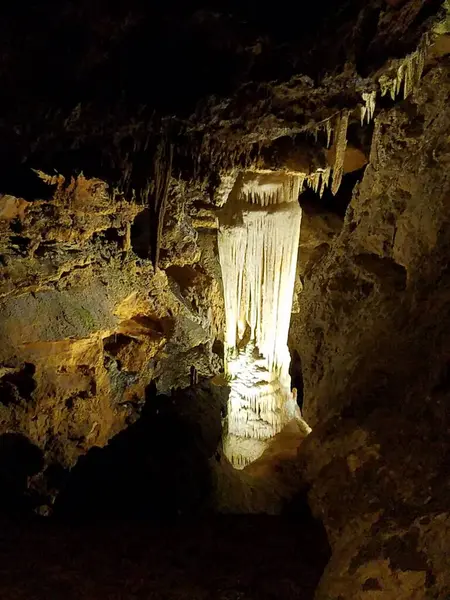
[301,111,349,199]
[379,34,429,101]
[242,32,429,205]
[243,168,334,201]
[298,167,332,199]
[240,173,302,207]
[360,91,377,126]
[359,35,430,128]
[299,34,431,198]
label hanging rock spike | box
[378,32,430,101]
[326,119,333,149]
[361,91,376,125]
[319,167,331,198]
[331,111,349,196]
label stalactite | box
[218,173,303,468]
[298,172,307,194]
[379,74,396,101]
[331,111,348,196]
[151,139,174,268]
[319,167,331,198]
[307,171,321,194]
[326,119,333,149]
[378,33,430,101]
[361,91,376,126]
[304,167,332,198]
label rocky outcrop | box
[293,58,450,599]
[0,175,224,495]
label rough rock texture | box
[0,176,224,483]
[0,1,442,229]
[292,57,450,599]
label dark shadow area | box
[0,433,44,515]
[92,227,124,250]
[54,380,228,521]
[166,264,200,293]
[212,338,225,362]
[103,332,136,358]
[0,513,330,600]
[354,252,407,292]
[289,349,304,411]
[0,166,57,201]
[130,207,151,259]
[0,363,36,407]
[0,383,331,600]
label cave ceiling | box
[0,0,443,199]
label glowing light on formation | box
[218,173,303,468]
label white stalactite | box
[319,166,331,198]
[298,172,307,194]
[218,173,303,468]
[361,91,376,126]
[378,33,429,101]
[307,171,321,195]
[331,111,349,196]
[326,119,333,148]
[305,167,332,198]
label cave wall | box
[0,175,224,479]
[293,58,450,599]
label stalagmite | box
[331,111,349,196]
[218,172,303,468]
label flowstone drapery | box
[218,173,303,468]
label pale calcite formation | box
[360,91,376,126]
[331,111,349,196]
[378,33,429,101]
[218,172,303,469]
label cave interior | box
[0,1,450,599]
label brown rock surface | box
[326,145,369,175]
[0,175,224,477]
[292,59,450,599]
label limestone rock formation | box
[0,175,224,476]
[0,2,449,599]
[293,54,450,600]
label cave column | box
[218,172,303,468]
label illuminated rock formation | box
[218,173,304,468]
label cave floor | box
[0,515,329,599]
